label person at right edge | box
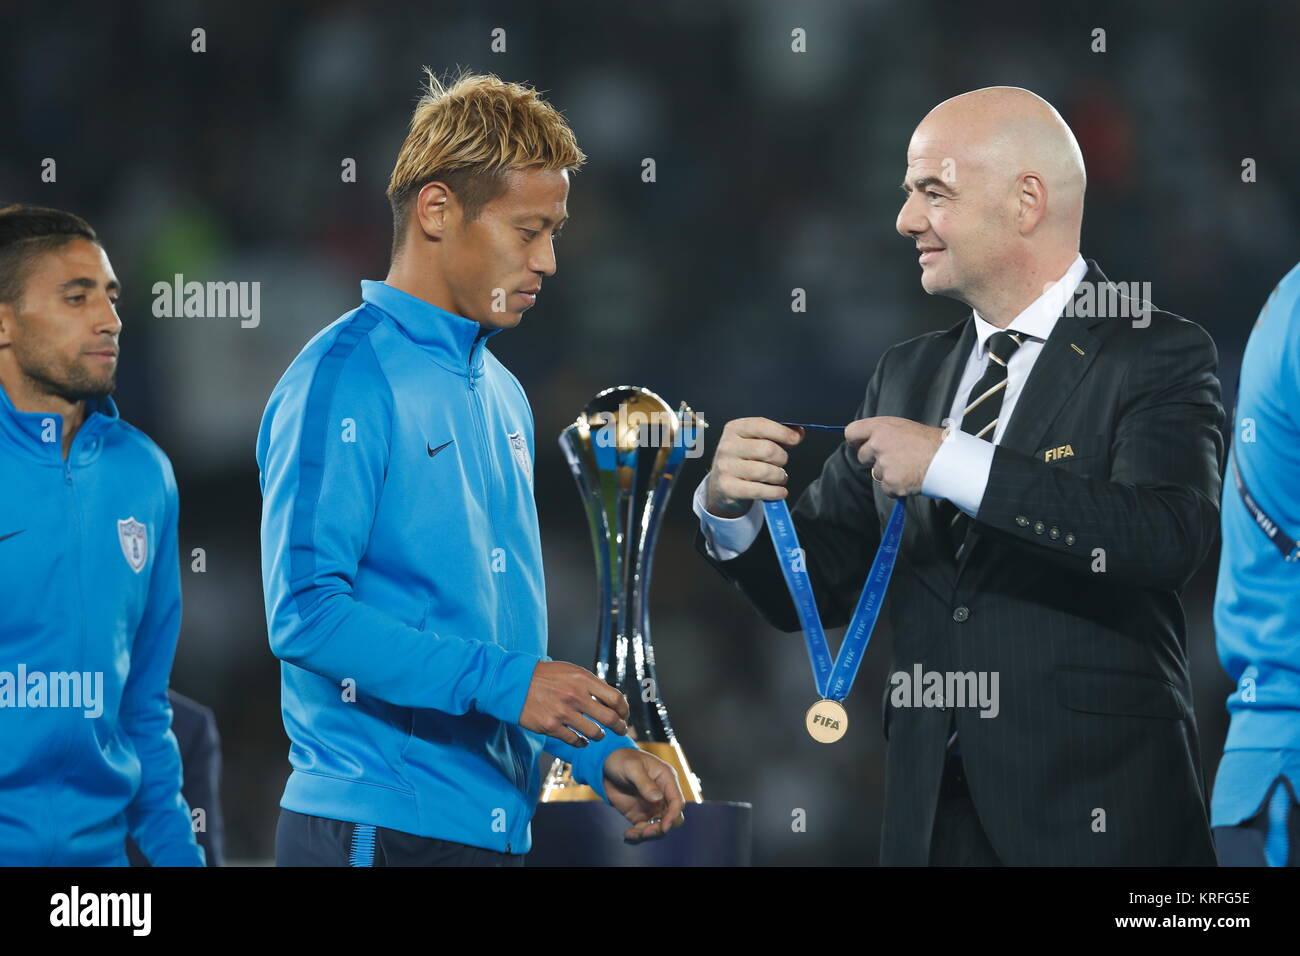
[1212,261,1300,866]
[694,87,1223,865]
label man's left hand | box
[845,416,947,497]
[602,748,686,843]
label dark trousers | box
[275,808,526,867]
[1213,775,1299,867]
[928,751,1002,866]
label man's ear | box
[1016,172,1048,236]
[412,180,455,243]
[0,303,14,347]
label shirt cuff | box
[920,431,995,517]
[693,476,766,561]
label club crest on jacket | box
[506,431,532,486]
[117,517,148,573]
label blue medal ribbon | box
[763,493,905,703]
[777,421,845,432]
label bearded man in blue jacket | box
[0,204,204,866]
[258,70,687,866]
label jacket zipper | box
[467,339,527,808]
[44,448,88,862]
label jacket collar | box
[970,253,1088,353]
[0,380,119,464]
[937,257,1112,345]
[360,280,501,377]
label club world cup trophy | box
[540,385,706,803]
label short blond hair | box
[386,68,586,255]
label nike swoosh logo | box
[0,530,25,543]
[427,439,455,458]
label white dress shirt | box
[694,254,1088,561]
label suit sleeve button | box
[1048,526,1060,539]
[1033,520,1045,534]
[1015,515,1029,527]
[1065,532,1076,545]
[952,606,970,622]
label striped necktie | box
[940,329,1025,558]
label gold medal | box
[805,699,848,743]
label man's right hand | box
[520,661,630,747]
[704,417,805,518]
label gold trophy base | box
[539,740,703,803]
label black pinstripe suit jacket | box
[696,260,1224,865]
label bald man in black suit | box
[694,87,1222,866]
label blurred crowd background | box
[3,0,1297,865]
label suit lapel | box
[900,317,974,596]
[994,313,1100,458]
[953,261,1109,584]
[918,318,975,430]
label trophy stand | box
[528,386,752,866]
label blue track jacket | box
[0,385,203,865]
[257,280,635,854]
[1212,262,1300,827]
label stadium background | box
[3,0,1297,864]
